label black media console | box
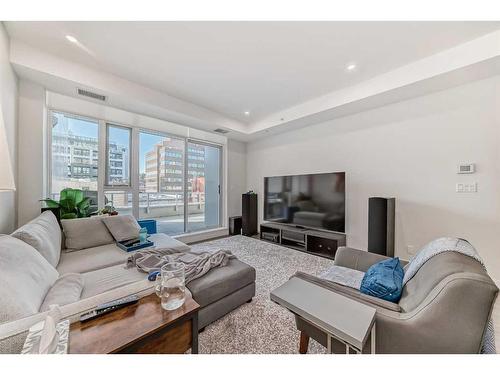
[260,222,346,260]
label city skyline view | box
[51,112,207,195]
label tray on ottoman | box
[116,239,154,252]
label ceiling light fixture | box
[65,35,78,43]
[244,111,250,116]
[346,63,357,72]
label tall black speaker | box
[368,197,395,257]
[242,193,258,236]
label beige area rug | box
[191,235,332,354]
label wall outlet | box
[407,245,416,255]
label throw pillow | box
[61,216,115,251]
[0,235,59,323]
[12,210,62,267]
[102,215,141,242]
[39,273,84,311]
[360,257,404,303]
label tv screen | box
[264,172,345,233]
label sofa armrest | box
[294,272,401,312]
[334,247,390,272]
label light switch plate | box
[456,182,477,193]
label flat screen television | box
[264,172,345,233]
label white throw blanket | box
[319,237,496,354]
[319,265,364,289]
[403,237,485,284]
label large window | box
[50,111,99,200]
[187,141,221,232]
[139,131,186,235]
[48,110,223,235]
[106,124,131,186]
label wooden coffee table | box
[69,293,200,354]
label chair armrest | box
[294,272,401,312]
[334,247,390,272]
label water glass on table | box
[155,262,186,310]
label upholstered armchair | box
[296,247,498,354]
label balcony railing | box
[50,191,205,218]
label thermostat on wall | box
[457,163,475,174]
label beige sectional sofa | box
[0,211,256,353]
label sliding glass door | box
[187,141,221,232]
[138,131,186,235]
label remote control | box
[122,238,140,247]
[79,295,140,323]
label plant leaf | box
[76,197,91,209]
[60,188,84,206]
[74,190,84,205]
[59,198,78,218]
[61,213,78,219]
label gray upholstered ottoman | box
[187,259,256,329]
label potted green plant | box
[40,188,94,219]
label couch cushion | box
[56,233,190,274]
[102,215,141,242]
[81,264,147,299]
[61,216,114,251]
[187,259,255,307]
[57,243,129,274]
[0,235,59,323]
[39,273,83,311]
[11,211,62,267]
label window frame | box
[185,138,223,233]
[47,110,101,200]
[47,109,224,235]
[104,123,132,189]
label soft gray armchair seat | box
[296,247,498,354]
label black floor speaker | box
[229,216,242,235]
[368,197,395,257]
[242,193,258,236]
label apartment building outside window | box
[49,110,222,236]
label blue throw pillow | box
[360,257,404,303]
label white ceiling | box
[5,21,499,125]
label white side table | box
[271,276,376,354]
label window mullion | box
[183,138,189,233]
[97,120,107,209]
[131,128,140,218]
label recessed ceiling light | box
[244,111,250,116]
[346,63,357,72]
[65,35,78,43]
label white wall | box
[17,80,46,226]
[0,23,18,234]
[246,76,500,280]
[227,139,247,219]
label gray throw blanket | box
[318,237,495,354]
[126,248,234,284]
